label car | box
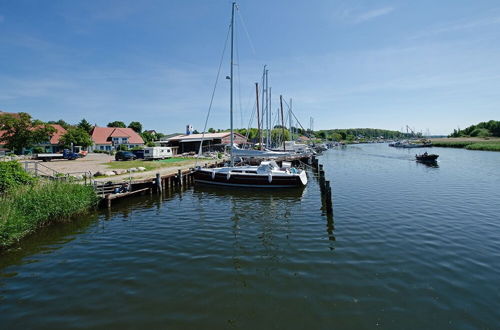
[115,151,137,161]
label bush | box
[0,161,36,193]
[32,146,44,154]
[0,181,98,248]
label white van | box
[143,147,173,160]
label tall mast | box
[229,2,235,166]
[255,82,263,150]
[280,95,286,151]
[289,98,293,141]
[268,87,272,147]
[265,69,269,147]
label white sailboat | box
[193,2,307,188]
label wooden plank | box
[105,187,150,200]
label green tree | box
[271,128,290,143]
[0,113,56,154]
[141,131,155,143]
[193,129,200,134]
[59,127,93,149]
[128,121,142,133]
[77,119,93,133]
[107,121,126,128]
[47,119,71,130]
[208,128,215,133]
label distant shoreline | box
[430,137,500,152]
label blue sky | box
[0,0,499,135]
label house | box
[161,132,248,154]
[36,124,67,152]
[90,126,144,151]
[0,118,67,153]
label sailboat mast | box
[265,69,269,147]
[289,98,293,141]
[280,95,286,151]
[255,82,263,150]
[229,2,235,166]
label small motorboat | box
[415,152,439,162]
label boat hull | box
[193,169,306,188]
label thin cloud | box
[0,15,5,23]
[339,6,394,24]
[412,14,500,39]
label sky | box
[0,0,499,135]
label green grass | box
[105,157,205,171]
[0,181,99,249]
[432,140,500,151]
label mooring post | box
[178,169,182,187]
[325,180,333,214]
[156,173,162,193]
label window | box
[100,146,104,150]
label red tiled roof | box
[91,127,144,145]
[0,124,66,145]
[48,124,67,145]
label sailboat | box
[193,2,307,188]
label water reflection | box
[416,160,440,168]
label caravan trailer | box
[143,147,173,160]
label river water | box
[1,144,499,329]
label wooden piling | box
[156,173,162,193]
[178,169,182,187]
[325,180,333,214]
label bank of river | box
[430,137,500,151]
[1,144,499,329]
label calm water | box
[1,144,500,329]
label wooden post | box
[178,169,182,187]
[325,180,333,214]
[156,173,162,193]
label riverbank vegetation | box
[0,161,98,249]
[449,120,500,138]
[431,138,500,152]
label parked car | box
[132,149,145,159]
[115,151,137,161]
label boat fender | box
[268,173,272,183]
[227,172,231,180]
[211,170,216,180]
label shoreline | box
[430,137,500,152]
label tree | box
[141,131,155,143]
[128,121,142,133]
[208,128,215,133]
[59,127,93,149]
[78,118,93,133]
[193,129,200,134]
[47,119,71,130]
[107,121,126,128]
[0,113,56,154]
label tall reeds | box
[0,181,98,249]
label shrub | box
[0,161,36,193]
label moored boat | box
[193,2,307,189]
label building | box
[161,132,248,154]
[90,126,144,151]
[36,124,67,152]
[0,120,67,153]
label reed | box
[432,140,500,151]
[0,181,98,249]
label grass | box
[104,157,207,171]
[0,181,99,249]
[431,138,500,152]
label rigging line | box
[236,9,256,56]
[196,22,232,159]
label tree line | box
[449,120,500,138]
